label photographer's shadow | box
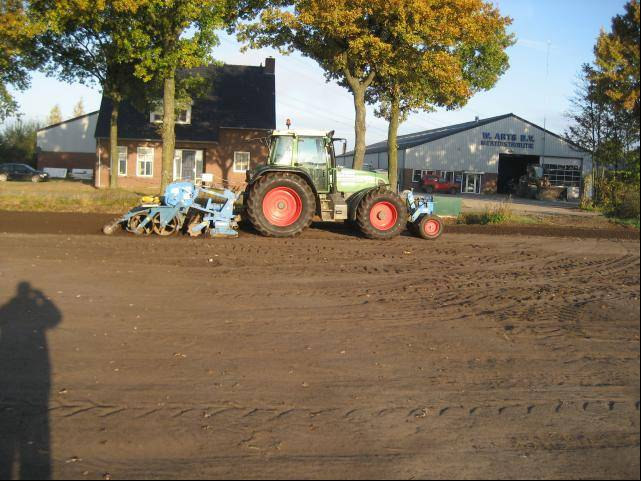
[0,282,62,480]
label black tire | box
[449,188,458,195]
[416,215,443,240]
[423,185,434,194]
[356,188,407,240]
[246,172,315,237]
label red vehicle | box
[421,175,460,195]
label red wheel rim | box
[369,202,398,231]
[424,219,441,237]
[262,187,303,227]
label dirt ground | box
[0,211,639,480]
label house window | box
[117,146,127,176]
[150,105,192,125]
[137,147,154,177]
[412,169,431,183]
[440,171,454,183]
[233,152,250,172]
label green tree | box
[566,2,640,203]
[47,104,62,125]
[0,1,43,120]
[124,1,228,191]
[0,118,41,166]
[239,0,387,170]
[366,0,513,189]
[566,64,610,155]
[593,0,640,120]
[124,0,271,191]
[32,0,145,188]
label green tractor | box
[244,129,442,240]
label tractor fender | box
[246,166,318,195]
[346,187,383,221]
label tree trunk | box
[352,85,367,170]
[387,93,401,192]
[109,101,120,189]
[161,73,176,192]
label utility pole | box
[542,40,551,166]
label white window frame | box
[117,146,128,176]
[136,147,154,178]
[150,104,192,125]
[173,149,204,181]
[412,169,431,183]
[440,170,455,183]
[233,151,251,173]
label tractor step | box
[319,194,348,221]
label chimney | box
[264,57,275,75]
[475,116,480,122]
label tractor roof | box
[272,129,331,137]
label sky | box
[7,0,628,150]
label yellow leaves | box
[593,0,640,115]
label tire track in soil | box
[0,225,638,479]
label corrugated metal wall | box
[404,116,591,174]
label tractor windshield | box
[270,136,294,166]
[297,137,327,166]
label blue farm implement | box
[404,190,444,240]
[102,182,240,238]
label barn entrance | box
[497,154,540,194]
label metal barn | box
[337,113,592,196]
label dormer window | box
[150,103,192,125]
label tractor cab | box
[260,130,389,195]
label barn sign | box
[480,132,535,150]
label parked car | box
[0,163,49,182]
[421,175,460,194]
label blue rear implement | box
[404,190,444,239]
[102,182,241,238]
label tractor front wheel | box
[416,215,443,240]
[246,172,315,237]
[356,188,407,240]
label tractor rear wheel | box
[246,172,315,237]
[356,188,407,240]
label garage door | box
[543,157,582,188]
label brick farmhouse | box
[38,58,276,190]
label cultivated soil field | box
[0,211,639,480]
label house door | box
[174,150,203,182]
